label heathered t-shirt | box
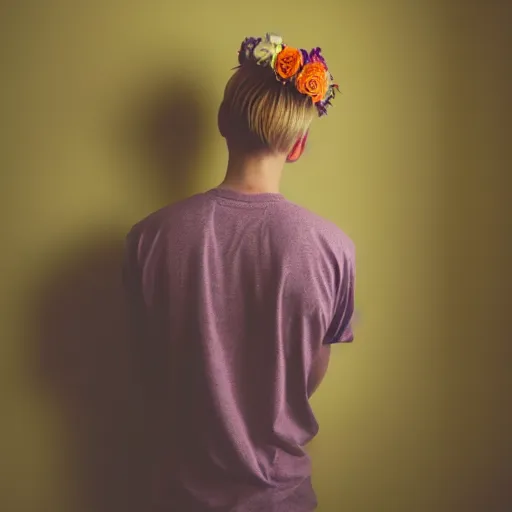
[123,187,355,512]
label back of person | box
[123,33,355,511]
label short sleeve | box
[323,246,356,345]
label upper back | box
[128,187,354,325]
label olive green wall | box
[1,1,510,511]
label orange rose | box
[274,47,303,80]
[296,62,329,103]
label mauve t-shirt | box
[123,187,355,512]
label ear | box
[286,131,309,163]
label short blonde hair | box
[221,62,315,154]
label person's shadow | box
[33,77,209,512]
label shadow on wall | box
[32,77,208,512]
[117,76,209,202]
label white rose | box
[253,41,276,65]
[266,33,283,46]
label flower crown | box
[236,33,339,117]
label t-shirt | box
[122,187,355,512]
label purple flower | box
[316,100,329,117]
[300,49,310,65]
[315,82,340,117]
[238,37,262,65]
[309,47,327,69]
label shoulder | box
[274,200,355,262]
[127,193,208,239]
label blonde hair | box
[221,63,316,154]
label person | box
[122,33,356,512]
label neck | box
[219,149,285,194]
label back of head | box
[221,63,315,154]
[220,33,339,155]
